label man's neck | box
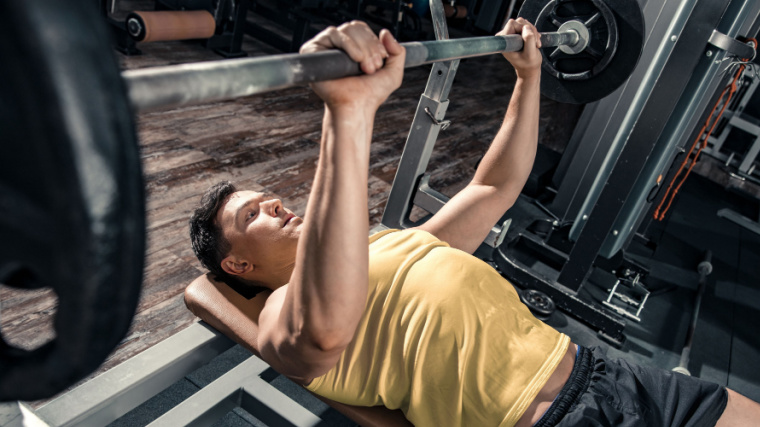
[261,262,296,291]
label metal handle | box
[708,30,755,59]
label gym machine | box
[101,0,249,57]
[704,59,760,184]
[702,53,760,235]
[499,0,759,345]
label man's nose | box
[264,198,283,216]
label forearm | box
[288,105,374,350]
[472,75,540,202]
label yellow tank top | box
[305,229,569,426]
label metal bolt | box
[706,50,713,57]
[670,35,677,42]
[612,230,619,236]
[582,214,588,220]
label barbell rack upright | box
[124,30,581,112]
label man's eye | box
[246,211,257,220]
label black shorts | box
[534,346,728,427]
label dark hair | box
[189,181,265,298]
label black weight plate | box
[519,289,556,319]
[0,0,145,400]
[519,0,645,104]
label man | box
[186,19,759,426]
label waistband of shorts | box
[533,345,593,427]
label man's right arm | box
[255,22,405,383]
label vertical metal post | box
[672,251,712,376]
[380,0,461,229]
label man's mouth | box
[283,213,295,227]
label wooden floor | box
[1,16,582,407]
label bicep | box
[256,287,347,382]
[414,183,514,254]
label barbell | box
[127,25,583,111]
[127,0,644,110]
[0,0,643,401]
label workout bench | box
[26,274,410,426]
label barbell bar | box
[124,26,585,112]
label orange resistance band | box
[653,38,757,221]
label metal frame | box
[147,356,325,426]
[495,0,760,345]
[32,322,235,426]
[600,0,760,258]
[704,72,760,180]
[379,0,460,231]
[19,321,359,426]
[556,0,733,328]
[732,118,760,175]
[718,207,760,235]
[705,76,760,161]
[380,0,508,248]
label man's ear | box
[221,255,253,277]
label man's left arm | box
[415,18,542,254]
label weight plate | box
[519,289,556,320]
[0,0,145,400]
[519,0,645,104]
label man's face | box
[216,191,303,281]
